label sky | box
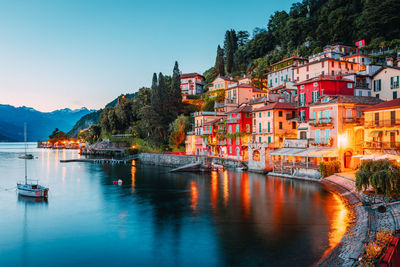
[0,0,297,112]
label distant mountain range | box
[0,105,94,142]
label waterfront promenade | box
[320,172,400,266]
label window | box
[374,79,382,92]
[368,91,371,96]
[306,66,309,71]
[331,71,334,76]
[229,147,232,153]
[325,110,330,121]
[358,91,362,96]
[321,71,325,75]
[376,94,380,99]
[394,91,398,100]
[268,111,270,117]
[278,111,283,117]
[325,129,331,144]
[313,82,318,87]
[279,122,283,129]
[259,137,261,143]
[391,76,400,89]
[267,122,271,132]
[321,61,324,68]
[236,124,239,132]
[375,113,379,126]
[229,138,232,145]
[331,61,334,67]
[259,112,261,118]
[391,111,396,125]
[259,123,262,133]
[312,91,319,103]
[236,137,240,145]
[292,121,296,129]
[316,129,320,143]
[229,125,232,133]
[300,131,307,139]
[299,93,305,106]
[306,74,309,79]
[346,109,351,118]
[348,83,353,88]
[268,136,271,143]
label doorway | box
[344,151,352,169]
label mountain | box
[67,93,138,137]
[0,105,94,141]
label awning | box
[297,127,308,130]
[270,148,304,156]
[296,148,338,158]
[369,131,383,137]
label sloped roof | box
[180,73,204,79]
[372,66,400,77]
[226,104,253,114]
[361,98,400,112]
[295,75,354,86]
[310,95,384,106]
[204,118,223,125]
[252,102,296,112]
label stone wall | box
[138,153,212,168]
[248,142,270,173]
[138,153,244,169]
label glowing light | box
[338,134,348,148]
[223,170,229,206]
[190,181,198,211]
[131,165,136,193]
[211,171,218,211]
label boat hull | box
[17,184,49,198]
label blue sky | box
[0,0,297,112]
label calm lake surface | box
[0,143,349,267]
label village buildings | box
[371,66,400,101]
[180,73,205,95]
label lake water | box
[0,143,349,266]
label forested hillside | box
[205,0,400,84]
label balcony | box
[286,113,297,120]
[309,117,333,127]
[363,141,400,149]
[343,117,364,125]
[391,81,399,89]
[355,82,369,89]
[226,118,239,124]
[365,119,400,127]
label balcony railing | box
[226,118,239,124]
[365,119,400,127]
[355,82,369,89]
[363,141,400,149]
[286,113,297,120]
[343,117,364,124]
[272,161,319,169]
[309,117,333,126]
[391,82,399,89]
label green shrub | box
[356,159,400,197]
[319,160,341,178]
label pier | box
[60,155,138,165]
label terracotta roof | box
[226,104,253,114]
[310,95,384,106]
[180,73,204,79]
[271,56,307,66]
[294,57,358,69]
[252,88,267,93]
[204,118,223,125]
[361,98,400,112]
[249,96,269,105]
[295,75,354,86]
[252,102,296,112]
[217,76,238,82]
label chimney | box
[386,57,394,67]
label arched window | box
[253,150,260,161]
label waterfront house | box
[308,95,383,169]
[225,104,253,160]
[267,56,308,88]
[180,73,205,95]
[361,98,400,154]
[203,118,223,156]
[371,66,400,101]
[192,111,225,155]
[215,83,267,113]
[207,76,237,96]
[343,65,382,97]
[247,101,297,172]
[296,75,355,121]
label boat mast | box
[24,123,27,184]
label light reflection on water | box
[0,143,349,266]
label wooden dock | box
[60,155,138,165]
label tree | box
[168,61,182,118]
[237,31,250,46]
[49,128,67,143]
[215,45,225,76]
[169,115,190,149]
[224,29,238,73]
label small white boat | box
[18,154,34,159]
[17,123,49,198]
[211,163,224,171]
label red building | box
[180,73,205,95]
[224,103,253,160]
[203,118,223,156]
[296,75,355,121]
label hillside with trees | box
[204,0,400,86]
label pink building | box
[180,73,205,95]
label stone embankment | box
[138,153,244,169]
[319,173,400,266]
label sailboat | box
[17,124,49,198]
[18,125,34,159]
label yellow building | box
[362,98,400,152]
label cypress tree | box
[224,29,238,74]
[215,45,225,76]
[170,61,182,117]
[151,73,162,115]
